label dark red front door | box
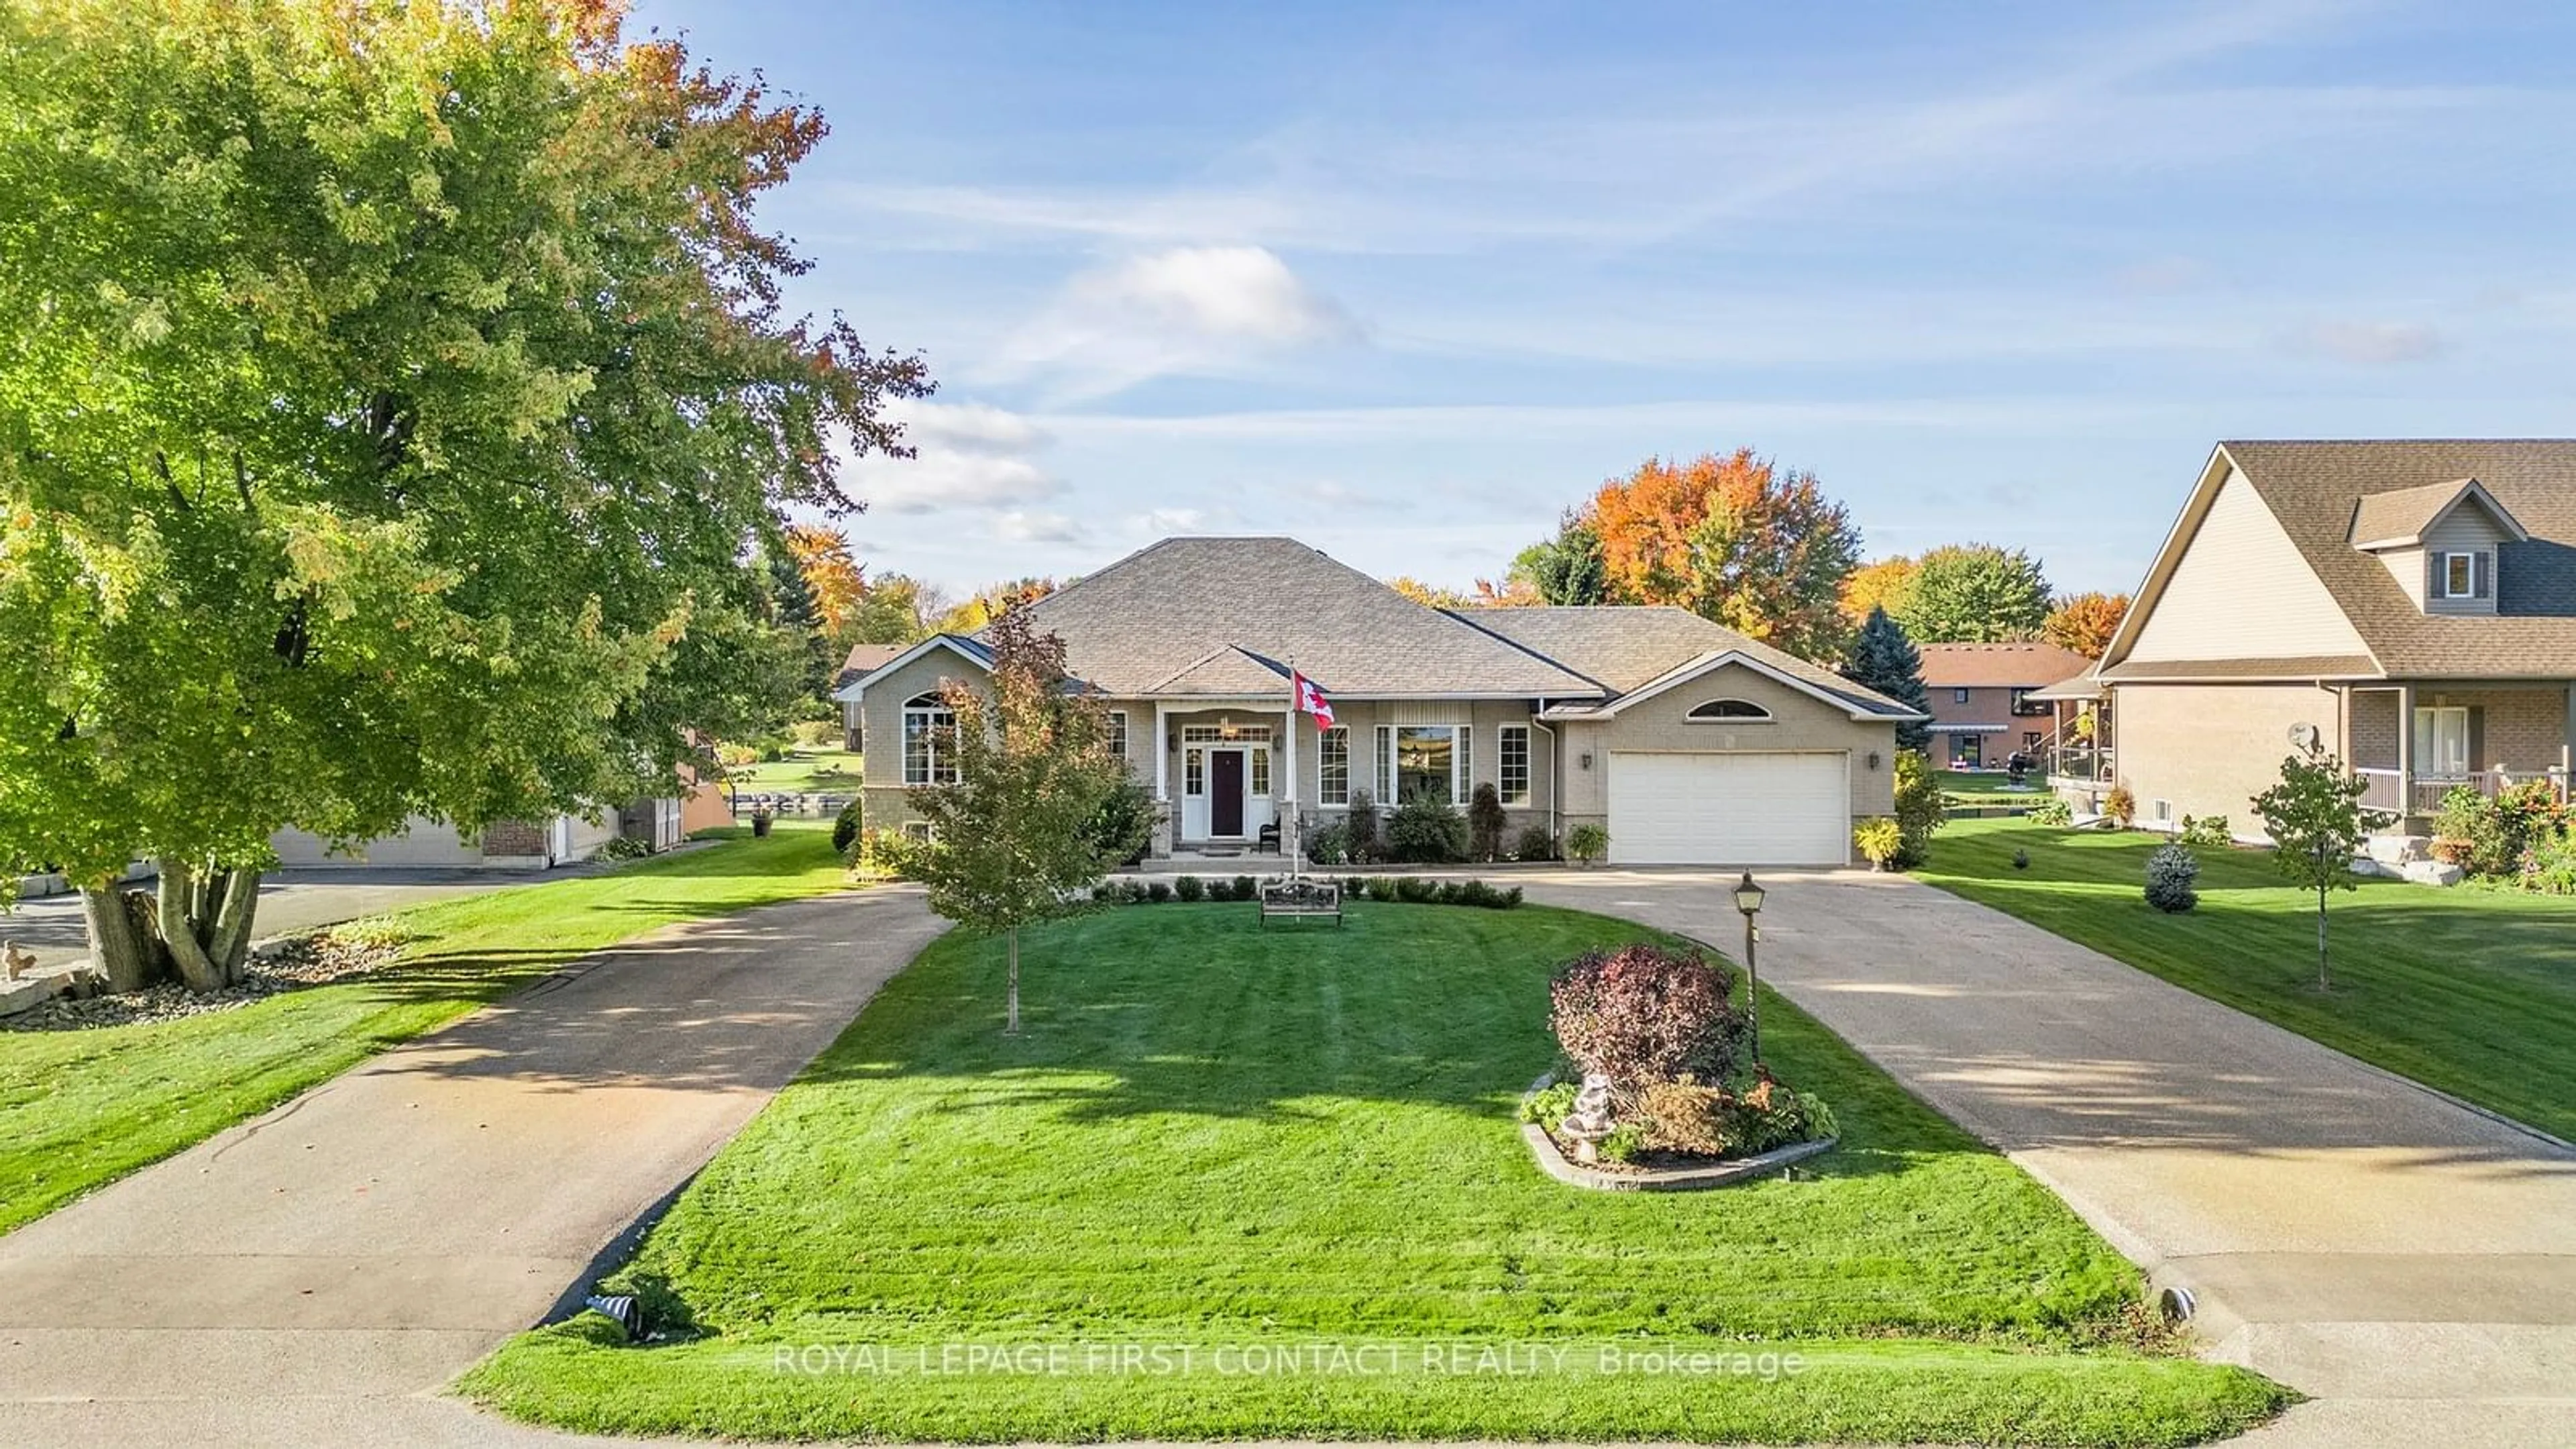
[1210,750,1246,836]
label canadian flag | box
[1291,669,1334,730]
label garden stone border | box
[1519,1073,1837,1192]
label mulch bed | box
[3,928,407,1032]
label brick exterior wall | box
[480,820,547,859]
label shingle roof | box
[2219,441,2576,678]
[833,642,907,692]
[1007,537,1603,698]
[1452,606,1920,717]
[1916,641,2098,690]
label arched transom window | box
[1686,697,1773,722]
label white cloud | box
[1130,507,1208,535]
[2296,320,2445,364]
[985,246,1358,400]
[847,399,1063,515]
[996,510,1089,544]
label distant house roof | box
[1453,605,1918,716]
[1010,537,1605,698]
[833,642,908,692]
[2114,440,2576,680]
[1916,641,2096,690]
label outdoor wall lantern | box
[1866,751,1882,771]
[1733,870,1766,1063]
[1578,751,1594,770]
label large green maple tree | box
[0,0,928,989]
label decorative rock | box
[2367,835,2431,866]
[2401,859,2465,888]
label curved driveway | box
[0,885,947,1448]
[1519,866,2576,1448]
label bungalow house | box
[2044,440,2576,835]
[1917,641,2094,771]
[839,536,1924,866]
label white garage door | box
[1605,751,1850,865]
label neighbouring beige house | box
[834,642,906,751]
[2040,440,2576,836]
[839,537,1923,866]
[1917,641,2095,771]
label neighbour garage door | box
[1605,751,1850,865]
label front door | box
[1209,750,1246,837]
[2414,706,2471,777]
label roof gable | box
[2106,450,2375,673]
[1148,645,1291,695]
[1542,649,1926,722]
[2349,478,2530,551]
[835,633,993,702]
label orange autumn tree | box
[1589,449,1862,659]
[784,524,869,643]
[1840,555,1920,627]
[2043,591,2130,659]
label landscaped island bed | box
[465,902,2282,1445]
[0,823,851,1237]
[1917,816,2576,1143]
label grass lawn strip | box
[463,900,2284,1446]
[0,822,849,1237]
[1917,817,2576,1142]
[723,747,861,794]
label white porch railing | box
[2352,767,2570,817]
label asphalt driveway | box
[1519,866,2576,1448]
[0,885,947,1448]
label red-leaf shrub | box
[1548,945,1746,1089]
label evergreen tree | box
[1843,606,1931,752]
[769,549,833,707]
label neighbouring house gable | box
[2116,463,2373,669]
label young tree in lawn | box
[2249,753,2394,991]
[1896,544,2053,643]
[2043,591,2131,659]
[1587,449,1863,660]
[1842,606,1933,753]
[903,611,1145,1034]
[0,1,927,991]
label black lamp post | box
[1733,870,1766,1064]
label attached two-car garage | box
[1603,751,1853,866]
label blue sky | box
[635,0,2576,600]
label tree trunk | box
[207,865,261,980]
[159,860,229,994]
[1005,927,1021,1036]
[2315,885,2332,991]
[78,861,262,998]
[80,885,159,994]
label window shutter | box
[2467,706,2485,773]
[2475,551,2492,600]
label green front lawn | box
[464,902,2282,1446]
[1942,769,2049,808]
[1917,818,2576,1142]
[0,822,851,1238]
[723,747,861,793]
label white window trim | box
[901,695,958,786]
[2436,551,2471,599]
[1106,710,1128,761]
[1318,727,1350,806]
[1685,698,1776,723]
[1497,724,1531,807]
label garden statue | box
[1559,1071,1618,1164]
[3,940,33,981]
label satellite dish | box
[2288,722,2320,753]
